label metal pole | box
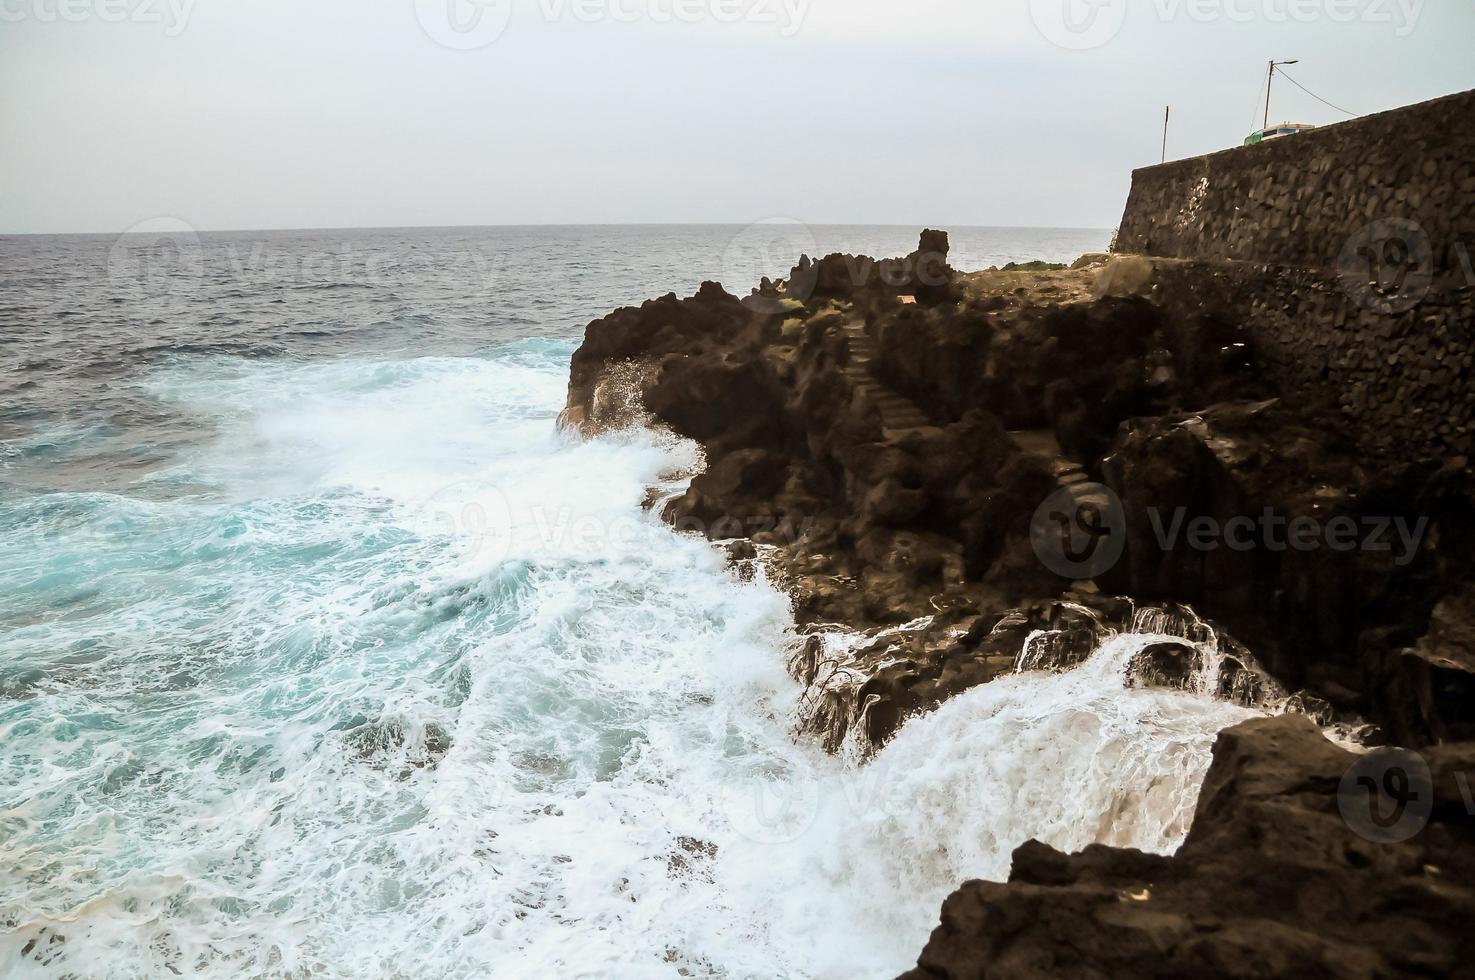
[1264,60,1274,130]
[1162,106,1170,163]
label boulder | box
[1125,640,1204,691]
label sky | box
[2,0,1472,233]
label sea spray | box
[710,630,1265,975]
[5,342,1265,979]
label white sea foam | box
[1,346,1263,979]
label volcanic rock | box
[900,715,1475,980]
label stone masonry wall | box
[1113,89,1475,465]
[1116,88,1475,287]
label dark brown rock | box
[901,715,1475,980]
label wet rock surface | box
[900,715,1475,980]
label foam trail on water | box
[705,631,1263,975]
[2,343,1263,979]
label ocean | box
[1,224,1264,978]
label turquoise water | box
[1,343,824,975]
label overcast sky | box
[2,0,1472,233]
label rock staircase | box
[842,322,943,441]
[840,322,1093,485]
[1006,428,1089,488]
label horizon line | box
[0,220,1115,238]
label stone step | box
[842,320,939,443]
[1007,428,1091,489]
[883,425,945,441]
[866,389,924,409]
[1008,428,1064,459]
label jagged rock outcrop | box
[561,228,1475,978]
[899,714,1475,980]
[1098,398,1475,729]
[561,232,1473,753]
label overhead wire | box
[1274,68,1359,118]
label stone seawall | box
[1113,88,1475,465]
[1116,88,1475,283]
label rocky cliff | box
[563,230,1472,740]
[558,219,1474,974]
